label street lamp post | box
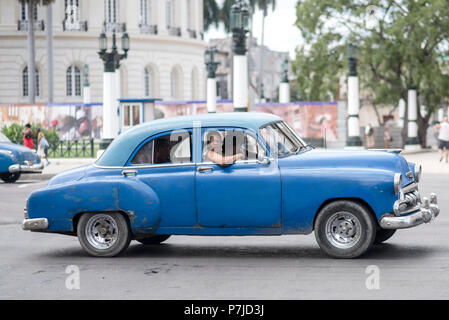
[398,98,406,128]
[345,43,363,149]
[231,0,250,112]
[205,47,220,113]
[83,64,91,105]
[404,87,421,150]
[97,31,129,151]
[279,58,290,103]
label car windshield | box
[0,132,11,143]
[260,121,306,157]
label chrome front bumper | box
[380,193,440,229]
[9,162,44,174]
[22,218,49,231]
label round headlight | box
[394,173,402,194]
[414,164,422,182]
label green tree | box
[204,0,221,31]
[293,0,449,147]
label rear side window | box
[131,131,192,165]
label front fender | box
[0,153,16,173]
[27,177,161,234]
[281,168,398,234]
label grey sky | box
[204,0,303,59]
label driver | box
[203,131,244,166]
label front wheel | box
[77,212,131,257]
[1,172,21,183]
[314,201,376,259]
[136,235,171,245]
[374,229,396,244]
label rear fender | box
[27,178,161,234]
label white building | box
[209,36,290,102]
[0,0,206,104]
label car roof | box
[96,112,282,167]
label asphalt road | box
[0,171,448,300]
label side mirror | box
[257,157,271,165]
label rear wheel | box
[374,229,396,244]
[314,200,376,259]
[137,235,171,245]
[77,212,131,257]
[1,172,21,183]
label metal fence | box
[47,139,96,158]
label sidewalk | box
[22,158,95,180]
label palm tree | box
[252,0,276,100]
[19,0,54,103]
[204,0,221,32]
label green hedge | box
[1,123,59,148]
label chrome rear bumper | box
[380,193,440,229]
[22,218,49,231]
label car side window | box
[202,128,266,163]
[132,131,192,165]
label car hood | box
[278,149,413,185]
[0,142,40,164]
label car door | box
[195,127,281,229]
[126,129,197,227]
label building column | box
[405,89,421,150]
[46,4,54,103]
[346,76,363,148]
[101,71,116,147]
[207,78,217,113]
[398,98,406,128]
[233,54,248,112]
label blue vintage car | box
[0,132,43,183]
[23,113,440,258]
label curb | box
[401,149,436,155]
[21,173,56,181]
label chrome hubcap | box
[325,212,362,249]
[85,214,118,250]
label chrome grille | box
[394,189,421,215]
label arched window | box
[66,65,81,96]
[144,68,152,97]
[22,66,40,97]
[170,66,183,100]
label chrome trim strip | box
[93,162,197,170]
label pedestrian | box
[383,126,392,149]
[23,123,34,150]
[365,124,375,149]
[37,130,50,165]
[435,117,449,163]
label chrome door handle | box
[197,166,214,173]
[122,169,138,177]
